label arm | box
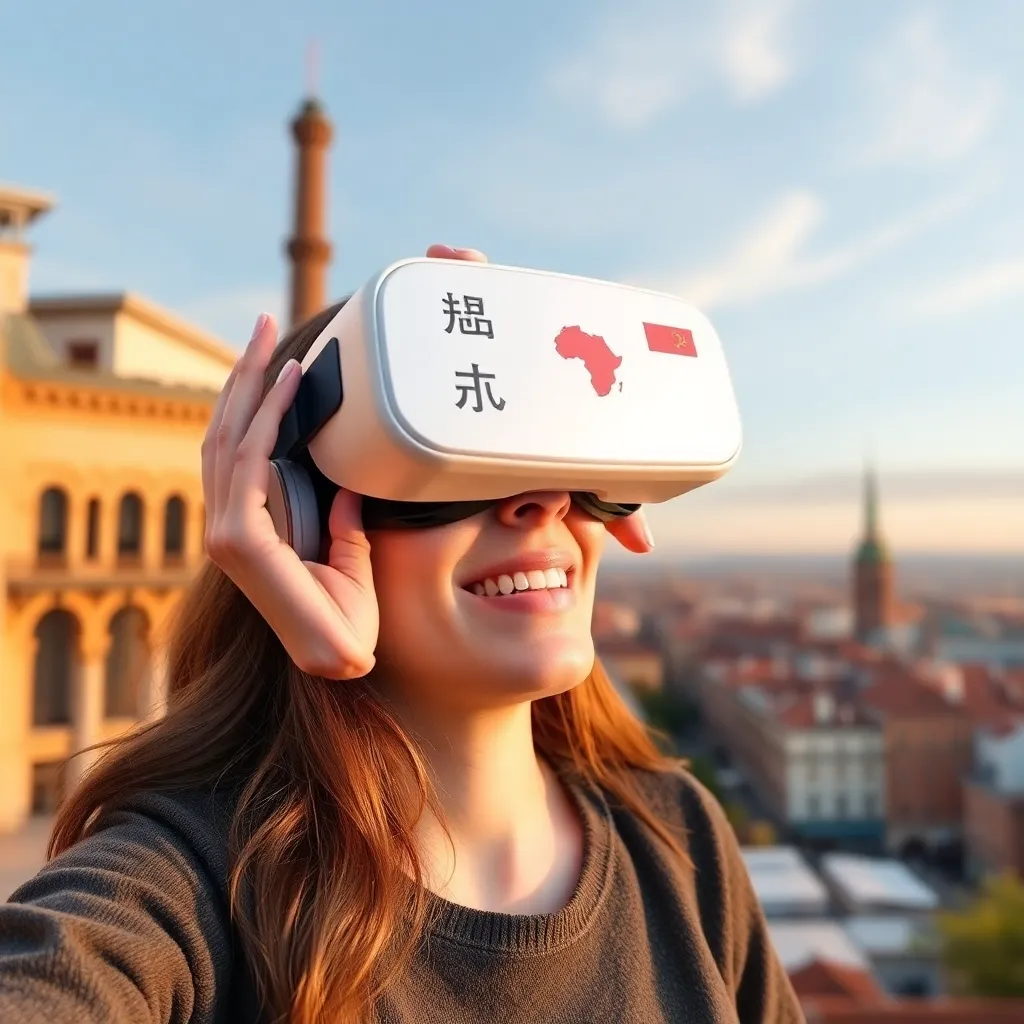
[725,851,805,1024]
[0,803,233,1024]
[671,770,805,1024]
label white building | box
[819,853,939,915]
[740,846,830,918]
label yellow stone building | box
[0,184,234,833]
[0,94,335,835]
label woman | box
[0,245,802,1024]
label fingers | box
[425,243,489,263]
[226,358,302,517]
[210,314,279,517]
[201,360,240,529]
[605,509,655,554]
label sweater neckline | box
[419,775,615,956]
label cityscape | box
[3,4,1024,1021]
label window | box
[163,496,186,562]
[117,492,144,560]
[807,794,820,818]
[32,610,76,726]
[85,498,100,560]
[67,338,99,369]
[865,792,879,816]
[38,487,68,561]
[836,793,849,818]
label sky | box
[2,0,1021,557]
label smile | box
[467,567,571,597]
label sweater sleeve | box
[666,769,805,1024]
[0,799,233,1024]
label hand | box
[202,244,489,680]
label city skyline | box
[2,0,1021,555]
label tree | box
[746,820,777,847]
[937,872,1024,997]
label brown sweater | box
[0,767,804,1023]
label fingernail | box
[640,517,655,549]
[250,313,268,343]
[275,359,298,385]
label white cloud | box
[181,286,286,349]
[545,0,799,129]
[901,258,1024,321]
[647,181,983,310]
[719,0,800,103]
[852,11,1001,168]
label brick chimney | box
[285,97,333,328]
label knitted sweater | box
[0,767,804,1023]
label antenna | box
[306,39,321,98]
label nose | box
[494,491,572,530]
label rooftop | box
[0,182,55,230]
[843,914,938,958]
[767,920,867,972]
[820,853,939,912]
[788,957,885,1002]
[741,847,830,916]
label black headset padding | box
[267,458,322,563]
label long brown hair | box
[49,302,689,1024]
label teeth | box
[471,567,570,596]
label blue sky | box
[3,0,1021,556]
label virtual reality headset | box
[267,257,742,562]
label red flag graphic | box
[643,322,698,357]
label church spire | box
[863,459,879,540]
[853,458,895,643]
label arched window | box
[33,610,77,726]
[105,606,149,718]
[117,492,144,560]
[163,496,186,562]
[38,487,68,561]
[85,498,101,560]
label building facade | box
[0,94,335,834]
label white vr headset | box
[267,257,742,561]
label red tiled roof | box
[959,664,1024,731]
[858,665,964,720]
[789,959,884,1002]
[773,694,872,730]
[710,617,804,643]
[799,996,1024,1022]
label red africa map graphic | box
[553,326,622,397]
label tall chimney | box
[286,96,333,328]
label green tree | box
[686,756,723,802]
[937,873,1024,997]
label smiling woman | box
[0,246,803,1024]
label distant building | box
[595,636,664,692]
[856,664,974,856]
[963,721,1024,880]
[702,658,887,848]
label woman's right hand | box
[201,311,380,680]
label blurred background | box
[1,1,1022,1019]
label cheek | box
[368,528,469,627]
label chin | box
[476,638,596,704]
[380,631,596,710]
